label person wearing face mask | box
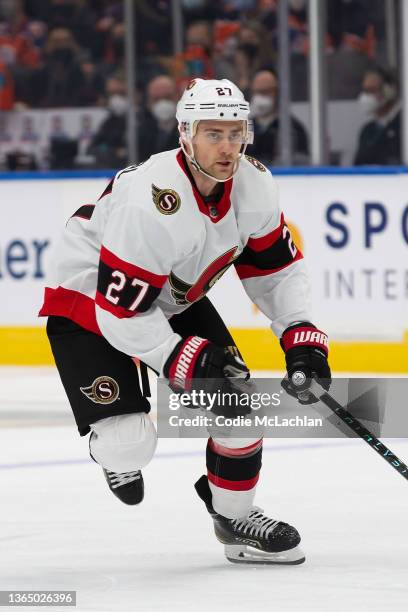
[354,68,401,165]
[138,75,180,161]
[88,80,128,168]
[246,69,309,165]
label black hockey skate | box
[103,468,144,505]
[89,431,144,505]
[195,475,305,565]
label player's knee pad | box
[89,412,157,473]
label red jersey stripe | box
[38,286,101,335]
[246,213,285,252]
[100,246,168,288]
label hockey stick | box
[289,373,408,482]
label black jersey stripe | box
[72,205,95,220]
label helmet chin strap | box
[180,138,247,183]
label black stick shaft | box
[319,390,408,481]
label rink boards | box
[1,167,408,371]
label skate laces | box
[231,507,280,539]
[105,470,141,489]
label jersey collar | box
[176,150,233,223]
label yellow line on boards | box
[0,327,54,365]
[0,327,408,373]
[231,329,408,373]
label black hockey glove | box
[163,336,249,394]
[280,322,331,404]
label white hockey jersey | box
[39,149,311,374]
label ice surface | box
[0,368,407,612]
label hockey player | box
[39,78,331,565]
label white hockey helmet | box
[176,78,253,182]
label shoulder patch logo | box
[80,376,120,404]
[245,155,267,172]
[152,184,181,215]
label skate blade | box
[225,544,305,565]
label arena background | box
[2,166,408,372]
[1,0,407,373]
[2,3,408,612]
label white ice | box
[0,367,407,612]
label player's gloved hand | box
[163,336,255,418]
[163,335,249,394]
[280,322,331,404]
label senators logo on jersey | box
[80,376,120,404]
[169,247,239,305]
[245,155,267,172]
[152,184,181,215]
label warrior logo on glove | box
[164,335,249,394]
[280,322,331,404]
[282,326,329,354]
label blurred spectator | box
[48,113,78,168]
[327,47,374,100]
[23,0,95,50]
[213,22,240,81]
[234,21,274,94]
[88,77,127,168]
[354,67,400,165]
[0,0,29,37]
[246,68,308,165]
[31,27,90,107]
[326,0,381,100]
[138,75,179,161]
[20,114,39,142]
[75,113,96,166]
[24,20,48,51]
[288,0,308,55]
[135,1,172,57]
[91,14,115,64]
[77,58,105,106]
[213,20,274,94]
[104,74,126,98]
[0,57,15,109]
[185,20,213,56]
[0,18,42,106]
[172,21,214,88]
[327,0,382,57]
[0,19,40,67]
[104,21,124,72]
